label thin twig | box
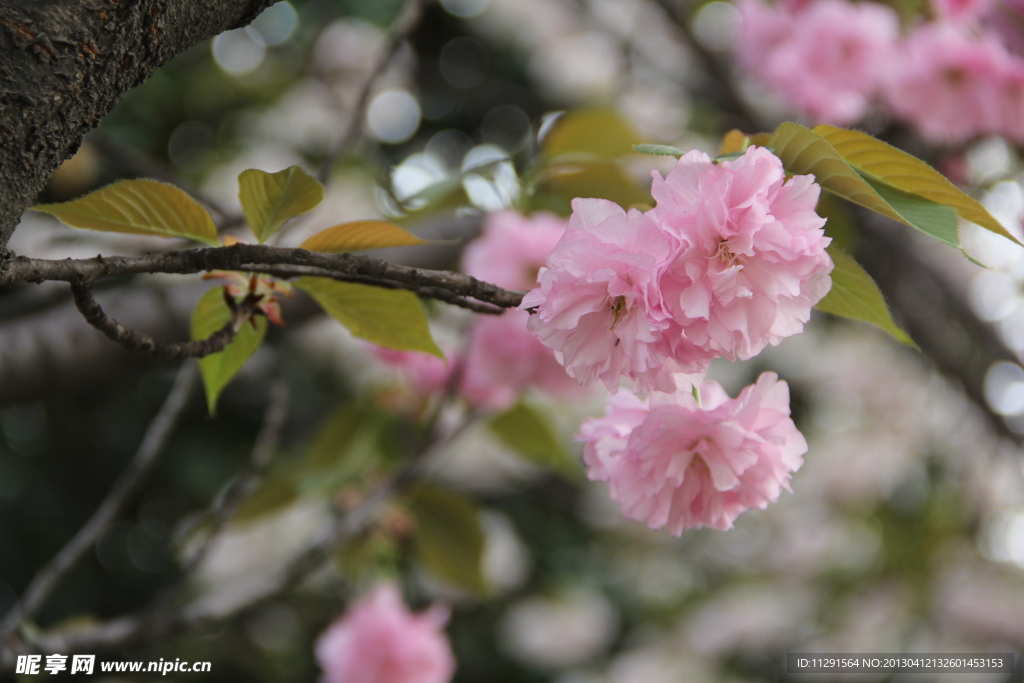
[185,380,289,576]
[3,245,526,309]
[0,363,197,639]
[69,280,260,359]
[316,0,427,184]
[653,0,765,132]
[27,395,477,656]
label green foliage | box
[814,124,1017,245]
[300,220,428,252]
[525,160,651,215]
[295,277,443,357]
[769,123,962,249]
[232,478,299,524]
[488,402,578,477]
[237,166,324,243]
[542,108,641,157]
[816,246,915,347]
[405,484,487,594]
[33,179,219,245]
[191,287,268,414]
[633,144,685,157]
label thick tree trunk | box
[0,0,279,257]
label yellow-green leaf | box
[300,220,428,253]
[814,124,1020,245]
[406,484,486,594]
[295,277,443,357]
[816,246,916,347]
[191,287,268,414]
[33,179,219,245]
[543,108,642,157]
[526,159,651,215]
[769,122,961,249]
[489,401,578,477]
[238,166,324,243]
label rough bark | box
[0,0,280,256]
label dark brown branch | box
[0,363,197,643]
[252,263,505,314]
[69,280,257,359]
[0,0,282,255]
[3,245,527,309]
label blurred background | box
[5,0,1024,680]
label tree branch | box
[0,0,282,255]
[0,363,197,644]
[3,245,526,309]
[69,279,259,359]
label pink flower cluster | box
[315,583,455,683]
[522,146,826,531]
[736,0,898,125]
[579,373,807,533]
[373,210,581,412]
[524,146,832,391]
[736,0,1024,144]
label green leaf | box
[300,220,429,252]
[232,478,299,524]
[858,172,959,248]
[405,484,486,594]
[814,124,1021,246]
[543,108,642,157]
[816,246,916,347]
[769,122,961,249]
[633,144,686,157]
[295,277,443,357]
[191,287,268,414]
[298,404,380,495]
[526,159,652,215]
[33,179,219,245]
[238,166,324,243]
[488,401,577,477]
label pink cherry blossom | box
[462,209,566,291]
[650,147,833,362]
[372,346,452,396]
[521,198,714,394]
[735,0,899,124]
[578,372,807,533]
[884,23,1011,144]
[933,0,993,21]
[315,583,455,683]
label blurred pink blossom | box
[522,198,713,394]
[884,23,1011,144]
[372,346,452,396]
[735,0,899,124]
[651,147,833,362]
[579,372,807,533]
[315,583,455,683]
[462,209,566,291]
[932,0,993,21]
[461,310,583,411]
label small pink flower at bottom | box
[578,372,806,533]
[315,583,455,683]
